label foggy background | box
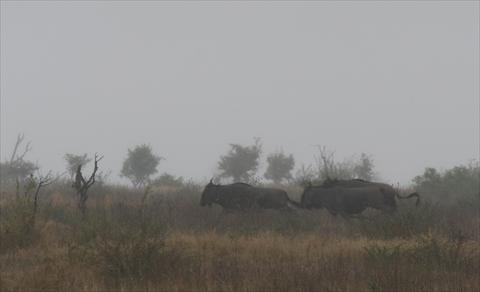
[1,1,478,185]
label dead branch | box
[315,145,336,180]
[86,153,103,188]
[32,171,55,220]
[9,134,32,164]
[14,171,57,230]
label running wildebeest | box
[300,179,420,216]
[322,178,420,206]
[200,179,301,211]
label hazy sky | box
[1,1,478,185]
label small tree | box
[314,146,375,181]
[13,172,54,232]
[314,146,354,181]
[121,144,163,187]
[64,153,91,180]
[218,138,262,182]
[294,164,317,186]
[353,153,375,181]
[264,151,295,183]
[30,172,54,227]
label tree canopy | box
[64,153,91,180]
[121,144,163,187]
[218,138,262,182]
[264,151,295,183]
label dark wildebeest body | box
[301,179,420,215]
[200,180,300,211]
[301,185,394,215]
[322,178,420,207]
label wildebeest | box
[300,179,420,216]
[200,179,301,211]
[322,178,420,206]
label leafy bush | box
[264,151,295,183]
[151,173,185,188]
[413,161,479,204]
[218,138,262,183]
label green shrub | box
[413,161,479,204]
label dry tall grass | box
[1,183,479,291]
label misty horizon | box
[1,2,478,186]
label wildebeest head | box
[200,178,219,207]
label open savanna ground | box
[1,183,479,292]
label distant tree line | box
[2,134,477,208]
[215,138,375,185]
[0,135,376,189]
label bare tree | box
[10,134,30,161]
[72,153,103,217]
[314,146,376,182]
[315,146,337,180]
[294,163,316,186]
[14,172,56,231]
[31,172,55,227]
[1,134,38,185]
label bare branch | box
[31,171,57,226]
[9,134,24,163]
[86,153,103,187]
[38,171,55,187]
[10,134,33,164]
[71,153,103,217]
[314,145,337,180]
[17,141,32,162]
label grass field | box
[1,183,479,291]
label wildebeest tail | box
[396,192,420,206]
